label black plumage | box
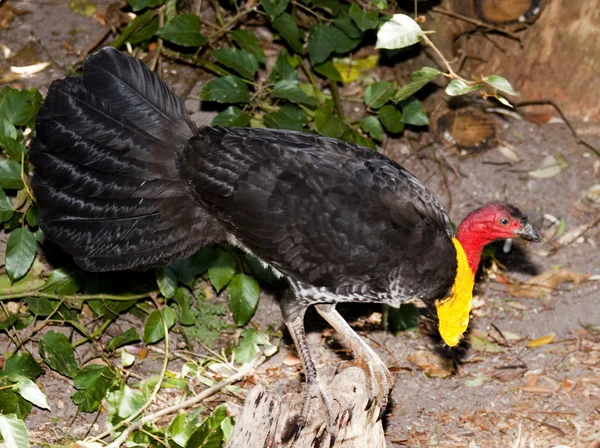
[30,48,469,443]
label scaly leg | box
[315,303,394,418]
[281,291,336,446]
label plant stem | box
[110,10,157,50]
[298,58,321,103]
[329,79,344,119]
[160,48,232,77]
[421,35,470,83]
[0,291,157,301]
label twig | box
[514,100,600,158]
[329,79,344,120]
[421,35,469,83]
[430,6,523,42]
[90,296,170,445]
[160,47,244,80]
[0,290,157,301]
[96,354,264,448]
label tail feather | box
[30,48,224,271]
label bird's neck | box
[456,214,490,275]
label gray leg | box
[281,291,336,446]
[315,303,394,418]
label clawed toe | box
[335,355,394,419]
[294,379,336,445]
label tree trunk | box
[425,0,600,122]
[227,367,386,448]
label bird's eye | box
[500,217,509,226]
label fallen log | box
[227,367,387,448]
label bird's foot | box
[335,353,394,420]
[294,378,336,447]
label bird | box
[30,48,541,444]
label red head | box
[456,202,541,273]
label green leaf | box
[3,352,43,380]
[271,80,318,106]
[128,0,165,11]
[0,187,13,212]
[445,79,481,96]
[349,4,378,31]
[329,21,362,54]
[227,274,259,326]
[42,268,81,295]
[482,75,518,96]
[394,67,441,102]
[371,0,387,10]
[0,390,32,420]
[313,61,343,82]
[235,328,272,363]
[168,413,194,447]
[376,14,424,50]
[211,106,251,127]
[307,23,337,66]
[314,100,346,138]
[106,384,146,422]
[73,365,119,412]
[378,104,404,134]
[157,13,206,47]
[127,16,160,44]
[5,228,36,281]
[156,265,177,299]
[388,303,420,335]
[260,0,290,21]
[144,307,176,344]
[25,298,60,316]
[11,377,50,410]
[0,159,24,190]
[0,414,29,448]
[231,29,266,64]
[173,287,196,326]
[213,48,258,80]
[201,76,250,104]
[105,327,141,351]
[0,89,38,126]
[364,81,395,109]
[264,104,309,131]
[359,116,384,142]
[207,249,237,292]
[0,313,18,330]
[400,97,428,126]
[39,331,78,378]
[186,405,228,448]
[26,206,41,227]
[0,136,26,160]
[349,127,377,149]
[0,118,17,139]
[272,13,304,54]
[268,50,298,83]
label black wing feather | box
[180,127,457,300]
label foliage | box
[0,0,519,445]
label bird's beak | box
[515,222,541,243]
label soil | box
[1,1,599,447]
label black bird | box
[30,48,541,443]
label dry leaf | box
[407,350,452,378]
[496,143,520,162]
[527,333,556,348]
[521,385,554,394]
[528,154,568,179]
[10,61,50,75]
[506,268,590,298]
[282,353,301,367]
[585,185,600,204]
[556,217,600,247]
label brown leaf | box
[527,333,556,348]
[521,386,554,394]
[407,350,452,378]
[282,353,301,367]
[506,268,590,298]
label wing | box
[179,127,456,297]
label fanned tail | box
[30,48,224,271]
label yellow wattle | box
[435,238,476,347]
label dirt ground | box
[1,1,599,447]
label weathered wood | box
[426,0,600,122]
[227,367,387,448]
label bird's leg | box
[314,304,394,418]
[281,291,336,445]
